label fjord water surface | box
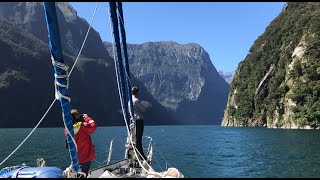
[1,125,320,178]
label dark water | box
[1,125,320,178]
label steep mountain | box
[218,70,235,84]
[104,41,230,125]
[0,2,173,128]
[222,2,320,129]
[0,2,107,60]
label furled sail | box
[116,2,135,121]
[109,2,133,127]
[43,2,80,173]
[109,1,139,163]
[108,2,157,174]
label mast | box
[116,2,135,121]
[109,2,131,127]
[43,2,80,173]
[109,2,136,160]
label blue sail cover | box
[0,167,64,178]
[116,2,135,121]
[109,2,131,127]
[43,2,79,173]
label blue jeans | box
[79,161,91,176]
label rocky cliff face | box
[222,2,320,129]
[105,41,230,125]
[0,2,173,128]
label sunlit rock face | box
[105,41,230,125]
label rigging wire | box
[69,2,99,76]
[0,100,56,167]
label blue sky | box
[70,2,286,72]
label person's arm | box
[82,114,97,135]
[135,99,146,112]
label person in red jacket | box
[64,109,97,176]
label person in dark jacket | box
[129,86,147,161]
[64,109,96,176]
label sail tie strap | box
[51,55,71,102]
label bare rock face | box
[105,41,230,125]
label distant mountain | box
[222,2,320,129]
[0,2,230,127]
[218,70,235,84]
[104,41,230,125]
[0,2,173,128]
